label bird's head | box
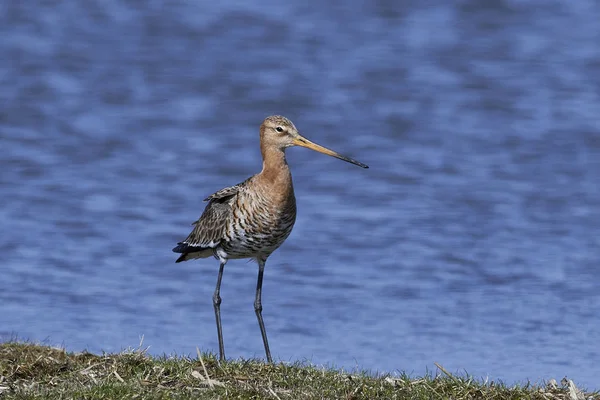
[259,115,368,168]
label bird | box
[172,115,368,363]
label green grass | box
[0,342,597,399]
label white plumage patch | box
[184,240,217,248]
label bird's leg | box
[254,259,273,363]
[213,262,226,362]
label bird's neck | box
[259,146,292,187]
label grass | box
[0,342,597,399]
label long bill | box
[292,135,369,169]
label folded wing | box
[173,181,246,263]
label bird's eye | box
[276,126,284,133]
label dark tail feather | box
[173,242,210,263]
[172,242,192,253]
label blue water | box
[2,0,599,389]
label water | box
[1,0,599,389]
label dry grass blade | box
[194,347,224,388]
[434,362,460,383]
[268,386,282,400]
[113,370,124,383]
[196,347,213,389]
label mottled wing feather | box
[182,200,232,247]
[173,179,257,263]
[179,181,248,248]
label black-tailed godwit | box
[173,115,368,363]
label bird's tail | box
[172,242,213,263]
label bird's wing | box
[179,201,231,248]
[177,181,247,249]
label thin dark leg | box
[254,259,272,363]
[213,262,226,361]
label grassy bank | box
[0,342,596,399]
